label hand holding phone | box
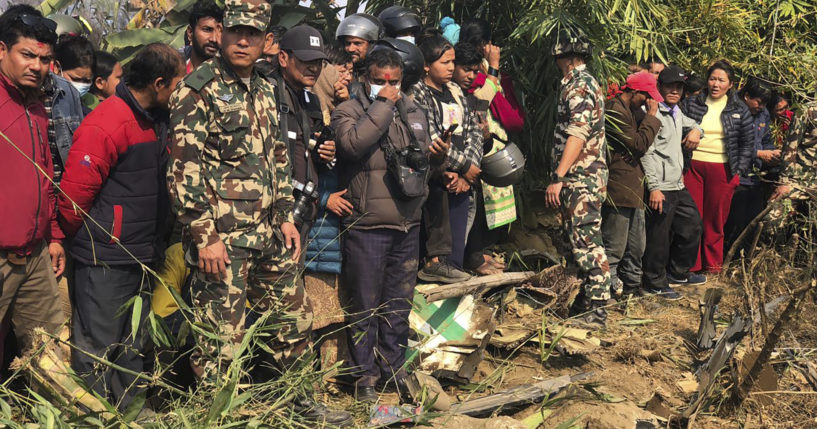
[441,123,458,141]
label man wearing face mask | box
[40,31,88,187]
[378,5,422,45]
[276,25,336,245]
[332,47,448,402]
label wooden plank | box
[421,272,535,302]
[451,372,593,417]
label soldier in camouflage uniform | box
[545,29,612,328]
[764,101,817,232]
[167,0,351,425]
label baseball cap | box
[622,71,663,103]
[658,65,687,85]
[279,25,329,62]
[223,0,270,32]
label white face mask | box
[70,81,91,97]
[369,83,384,100]
[396,35,416,45]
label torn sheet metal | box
[408,292,496,383]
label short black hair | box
[266,24,286,39]
[326,43,353,65]
[707,59,736,83]
[124,43,183,90]
[0,5,57,49]
[460,18,491,46]
[93,51,119,81]
[56,34,95,71]
[454,42,482,66]
[188,0,224,28]
[418,33,453,66]
[364,47,404,75]
[740,78,772,104]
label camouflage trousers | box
[187,238,313,381]
[559,181,612,301]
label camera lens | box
[406,149,428,170]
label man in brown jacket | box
[602,71,663,298]
[331,48,447,402]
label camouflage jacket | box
[780,101,817,193]
[167,56,294,251]
[552,64,607,184]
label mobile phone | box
[442,123,458,140]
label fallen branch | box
[724,204,774,271]
[420,272,534,302]
[451,372,593,417]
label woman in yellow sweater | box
[680,60,755,274]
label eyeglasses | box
[18,14,58,33]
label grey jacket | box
[332,92,434,231]
[641,103,702,192]
[44,73,85,168]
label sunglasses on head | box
[18,14,58,33]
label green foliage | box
[367,0,817,184]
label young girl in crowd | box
[412,33,484,283]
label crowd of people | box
[0,0,814,424]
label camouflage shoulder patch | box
[185,64,216,92]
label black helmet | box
[377,6,422,38]
[371,38,424,90]
[480,143,526,187]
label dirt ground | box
[361,276,817,429]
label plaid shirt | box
[411,80,483,174]
[40,74,63,184]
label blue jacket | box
[741,107,776,186]
[46,73,85,169]
[305,169,342,274]
[681,89,754,179]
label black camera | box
[316,125,335,147]
[292,180,319,226]
[402,146,428,171]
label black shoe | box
[644,284,682,300]
[376,377,414,404]
[667,272,688,285]
[668,272,706,286]
[569,298,607,329]
[293,397,354,427]
[418,260,472,284]
[355,385,378,403]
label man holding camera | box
[276,25,336,245]
[167,1,350,425]
[332,48,448,402]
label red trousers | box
[684,160,739,273]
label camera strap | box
[275,76,314,186]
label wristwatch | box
[487,66,500,78]
[551,172,567,183]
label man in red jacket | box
[58,43,184,413]
[0,7,65,360]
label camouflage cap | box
[551,28,591,57]
[223,0,270,32]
